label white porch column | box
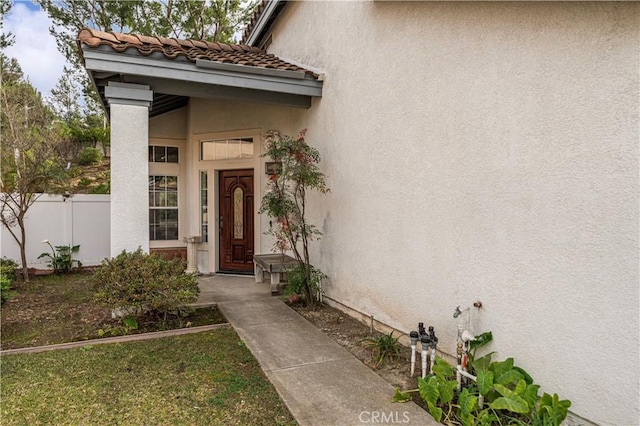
[105,82,153,257]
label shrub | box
[38,241,82,274]
[285,264,326,302]
[78,177,91,187]
[0,257,17,280]
[77,147,103,165]
[0,257,17,304]
[1,275,16,304]
[361,331,402,368]
[89,182,110,194]
[91,249,199,324]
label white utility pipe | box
[456,365,484,408]
[421,347,428,378]
[430,346,436,372]
[410,343,417,377]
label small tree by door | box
[259,130,329,307]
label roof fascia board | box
[245,0,283,46]
[82,49,322,97]
[195,58,305,80]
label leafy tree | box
[48,68,110,161]
[48,65,83,124]
[37,0,257,86]
[0,60,68,281]
[0,0,14,49]
[259,130,330,307]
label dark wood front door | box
[219,169,254,273]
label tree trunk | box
[18,217,29,282]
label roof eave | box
[82,48,322,97]
[244,0,286,46]
[82,47,322,113]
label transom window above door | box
[200,138,253,161]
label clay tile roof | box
[242,0,267,43]
[77,27,318,79]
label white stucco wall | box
[109,102,150,256]
[260,2,638,425]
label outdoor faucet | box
[453,306,462,318]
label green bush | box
[1,275,16,304]
[77,147,103,165]
[89,182,110,194]
[0,257,17,280]
[78,177,92,187]
[285,264,326,302]
[1,257,17,304]
[91,249,199,324]
[361,331,402,368]
[38,242,82,274]
[392,331,571,426]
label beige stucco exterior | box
[262,2,638,425]
[143,2,638,424]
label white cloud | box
[4,2,67,96]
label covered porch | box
[77,28,323,274]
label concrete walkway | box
[198,275,437,426]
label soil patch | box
[291,302,418,393]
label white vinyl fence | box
[1,194,110,269]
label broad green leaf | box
[391,388,412,403]
[490,358,514,378]
[514,379,527,396]
[491,384,530,413]
[471,352,494,373]
[458,388,478,416]
[432,356,455,379]
[438,380,458,404]
[476,370,494,396]
[478,409,498,426]
[523,384,540,409]
[496,368,524,385]
[490,396,529,414]
[460,410,476,426]
[469,331,493,350]
[123,316,138,330]
[418,376,439,406]
[427,401,443,423]
[513,366,534,384]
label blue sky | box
[4,1,67,97]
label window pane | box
[166,192,177,207]
[241,140,253,158]
[233,187,243,239]
[227,140,241,159]
[149,175,179,241]
[148,146,155,162]
[157,192,167,207]
[200,138,254,161]
[215,141,226,160]
[166,147,178,163]
[166,176,178,190]
[154,146,166,162]
[200,171,208,243]
[166,210,178,240]
[201,141,214,160]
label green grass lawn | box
[1,328,296,425]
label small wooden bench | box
[253,254,298,295]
